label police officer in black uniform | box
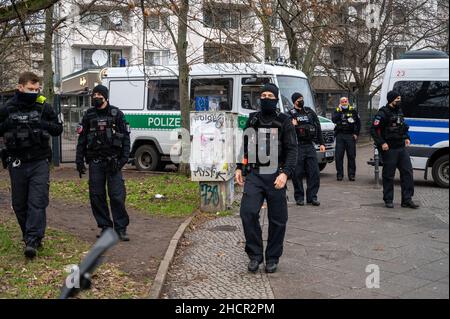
[76,85,131,241]
[289,92,325,206]
[332,97,361,181]
[235,83,297,274]
[0,72,63,258]
[370,91,419,209]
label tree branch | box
[0,0,60,23]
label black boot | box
[265,262,278,273]
[117,230,130,242]
[247,260,261,273]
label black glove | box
[77,162,86,178]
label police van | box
[100,63,336,171]
[378,50,449,187]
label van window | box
[191,78,233,111]
[109,80,145,110]
[393,81,449,119]
[241,77,271,111]
[147,79,180,111]
[277,76,315,112]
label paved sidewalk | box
[164,146,449,299]
[162,216,274,299]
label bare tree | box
[314,0,448,135]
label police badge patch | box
[373,119,380,126]
[76,124,83,134]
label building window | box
[204,43,254,63]
[271,16,280,29]
[330,46,345,67]
[145,50,170,66]
[80,7,129,32]
[203,7,243,29]
[146,14,169,31]
[329,44,368,68]
[81,49,123,69]
[386,46,407,61]
[271,47,280,61]
[392,6,407,26]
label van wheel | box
[135,145,161,171]
[318,163,327,171]
[432,155,449,188]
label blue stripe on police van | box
[405,119,449,128]
[409,131,449,146]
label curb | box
[148,216,194,299]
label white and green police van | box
[100,63,336,171]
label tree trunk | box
[42,5,54,105]
[356,90,371,137]
[177,0,190,176]
[302,36,320,78]
[261,15,272,61]
[278,0,300,68]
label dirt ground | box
[0,165,186,284]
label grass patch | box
[50,174,199,218]
[0,219,149,299]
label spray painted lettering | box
[193,166,227,181]
[200,184,220,207]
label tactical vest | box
[247,112,285,167]
[85,108,124,158]
[294,108,316,142]
[380,107,407,142]
[3,103,50,151]
[336,107,356,134]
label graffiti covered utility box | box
[190,111,238,183]
[199,180,234,212]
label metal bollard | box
[374,145,380,188]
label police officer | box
[289,92,325,206]
[235,83,297,274]
[332,97,361,181]
[0,72,63,258]
[370,91,419,209]
[76,85,131,241]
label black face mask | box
[92,97,105,108]
[17,91,38,105]
[260,98,278,115]
[296,100,304,109]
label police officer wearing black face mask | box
[289,92,325,206]
[332,97,361,181]
[76,84,131,241]
[371,91,419,209]
[235,83,297,274]
[0,72,63,259]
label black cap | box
[92,84,109,100]
[261,83,279,99]
[387,90,400,104]
[291,92,303,104]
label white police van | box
[100,63,336,171]
[379,50,449,187]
